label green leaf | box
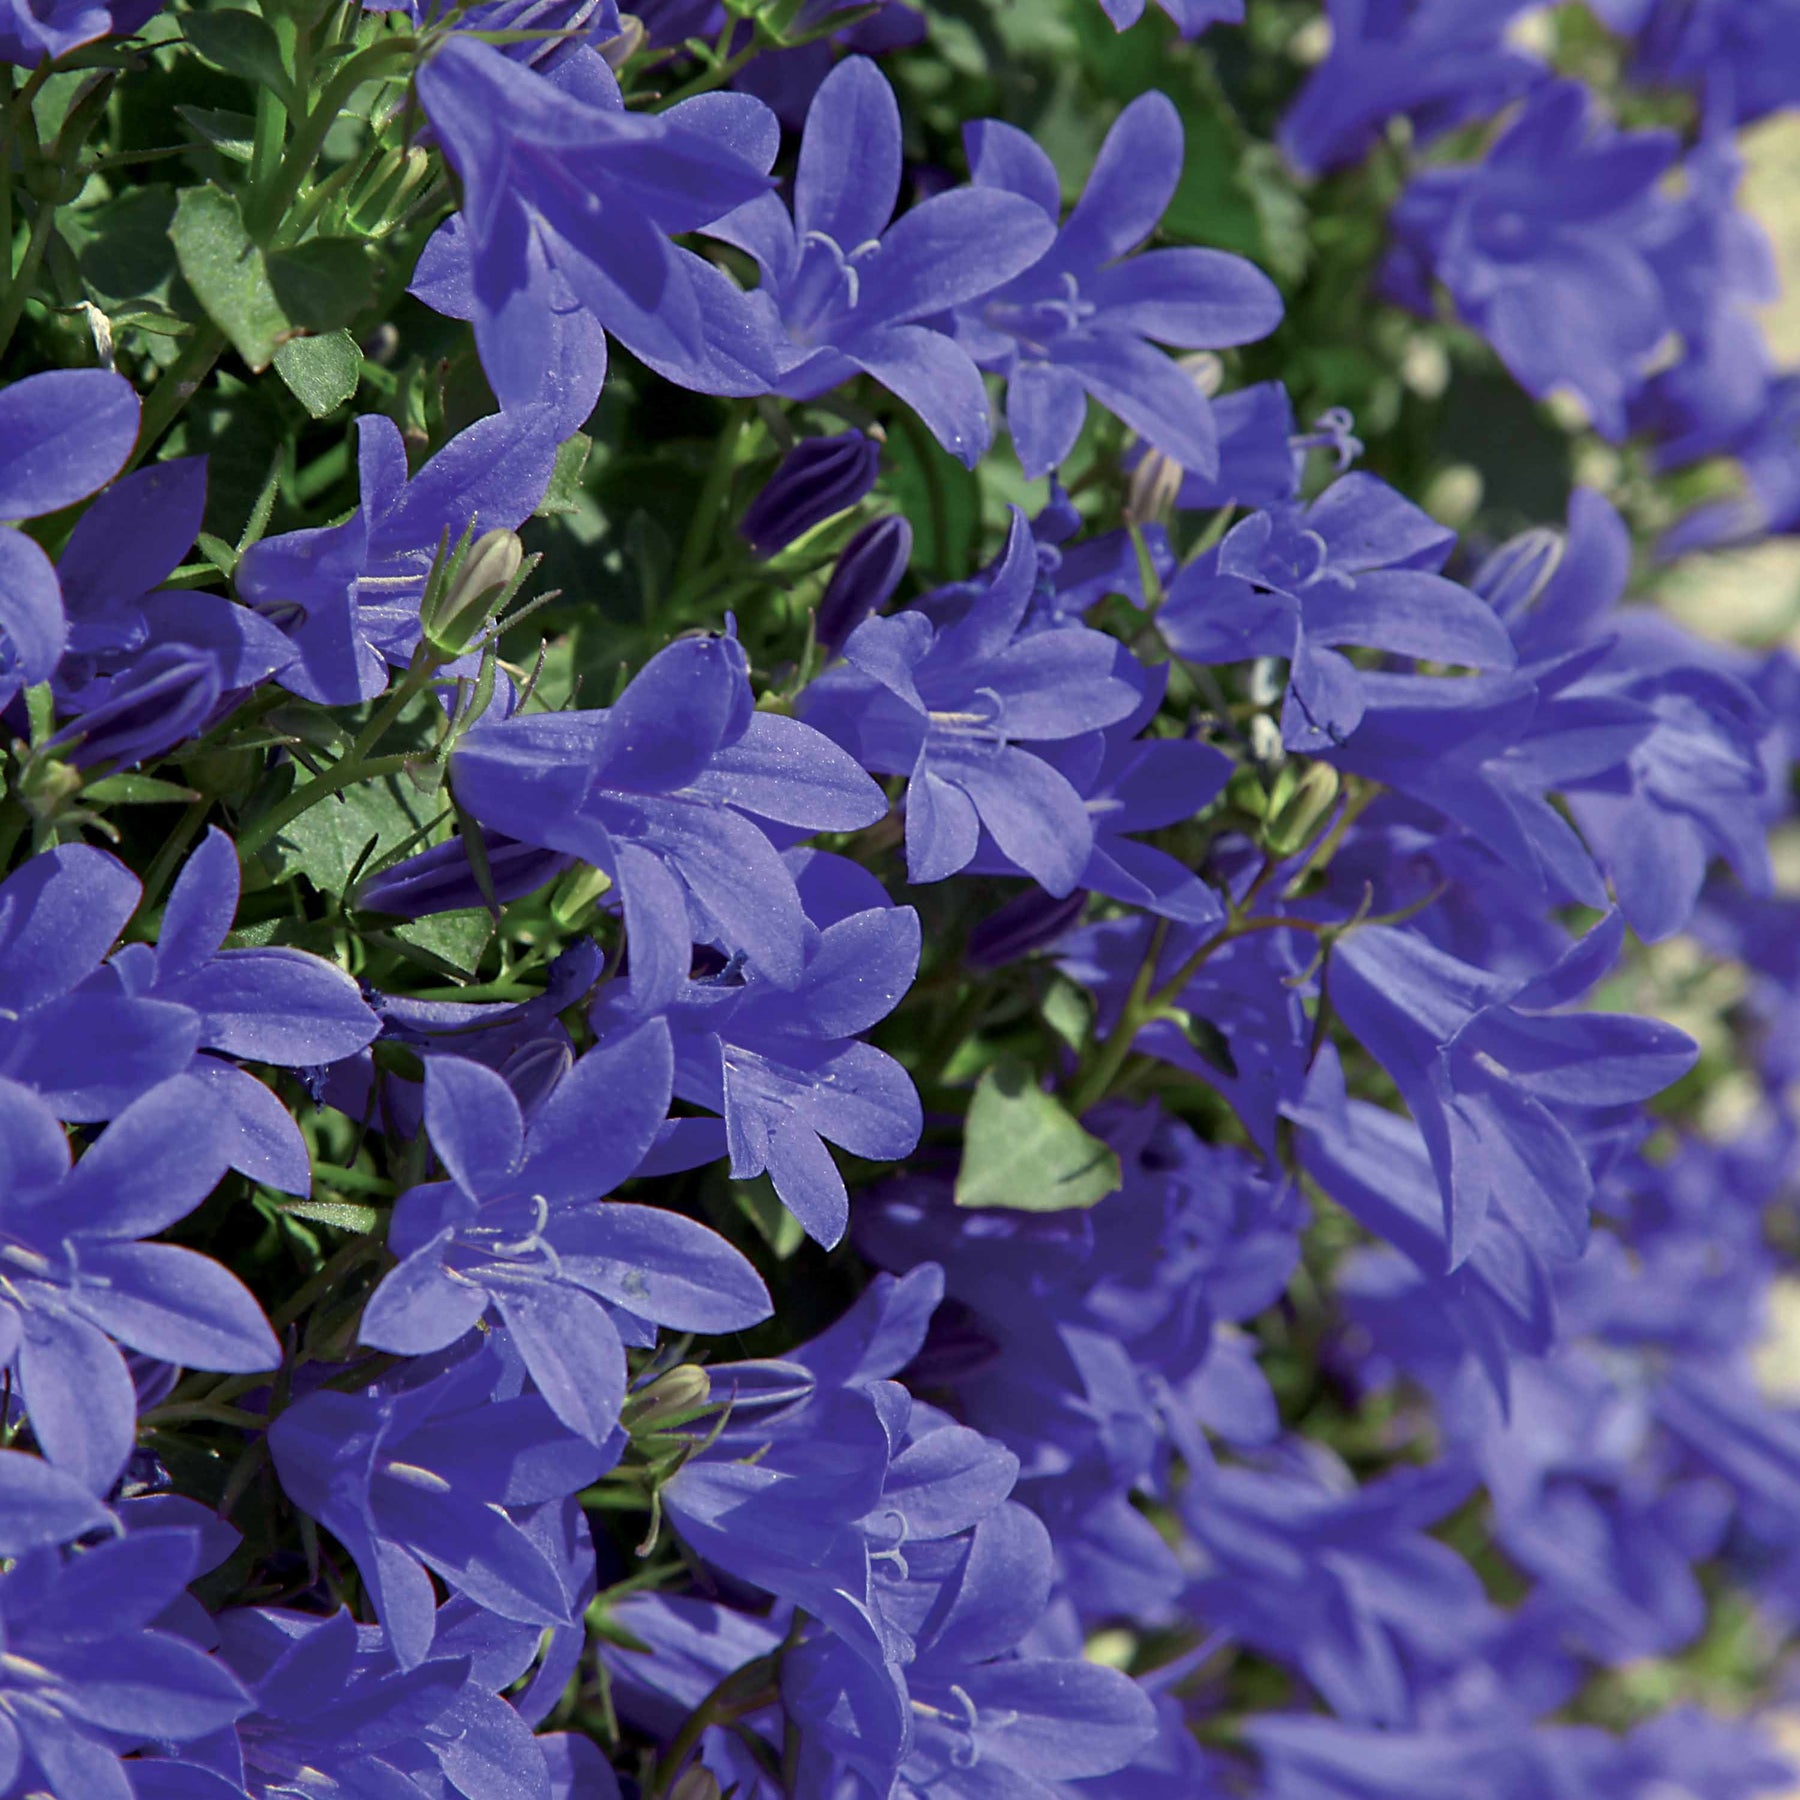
[395,908,493,975]
[279,1196,379,1232]
[886,416,980,580]
[182,9,296,105]
[81,773,202,805]
[195,531,239,577]
[175,105,258,164]
[732,1175,805,1259]
[170,184,288,369]
[274,330,362,418]
[955,1055,1122,1212]
[261,771,443,894]
[65,184,178,307]
[266,238,377,333]
[536,431,593,516]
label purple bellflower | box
[322,936,606,1147]
[662,1270,992,1736]
[449,627,886,1009]
[1628,121,1782,470]
[788,1499,1160,1797]
[602,1593,788,1798]
[0,0,165,69]
[267,1339,609,1670]
[1382,81,1681,441]
[1279,0,1546,176]
[0,1073,278,1495]
[414,37,777,413]
[0,844,201,1121]
[1296,1045,1557,1406]
[1603,0,1800,126]
[1096,0,1242,35]
[1159,470,1518,751]
[968,662,1232,925]
[858,1104,1302,1620]
[1327,913,1697,1269]
[182,1602,567,1800]
[1056,910,1317,1153]
[954,93,1284,480]
[1472,1347,1722,1664]
[0,369,140,711]
[1183,1452,1492,1727]
[592,849,922,1248]
[705,56,1060,466]
[1145,378,1305,514]
[358,1024,771,1443]
[0,1525,252,1799]
[663,1269,1154,1796]
[1486,488,1776,938]
[799,508,1143,892]
[50,458,293,733]
[730,1,927,130]
[236,409,558,705]
[99,827,380,1193]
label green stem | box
[248,34,291,198]
[132,797,212,926]
[126,326,226,473]
[139,1401,266,1430]
[238,751,411,862]
[0,193,58,364]
[649,42,761,109]
[673,400,750,594]
[1280,780,1373,901]
[239,641,452,860]
[270,1231,383,1331]
[1068,920,1168,1115]
[246,34,417,241]
[896,405,951,574]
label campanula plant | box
[1,0,1798,1794]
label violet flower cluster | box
[2,2,1800,1799]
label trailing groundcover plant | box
[7,0,1800,1793]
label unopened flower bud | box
[601,12,645,68]
[671,1770,721,1800]
[16,755,83,821]
[358,831,574,919]
[348,145,433,235]
[739,432,880,558]
[967,887,1088,969]
[626,1364,711,1434]
[1265,761,1340,856]
[426,528,524,655]
[551,861,614,926]
[815,514,910,655]
[49,643,223,773]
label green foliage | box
[273,328,361,415]
[956,1054,1124,1211]
[170,182,291,368]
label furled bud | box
[357,831,574,918]
[423,528,525,656]
[49,643,223,773]
[739,431,880,558]
[670,1770,721,1800]
[815,514,911,655]
[348,145,433,236]
[1265,761,1341,856]
[625,1364,712,1435]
